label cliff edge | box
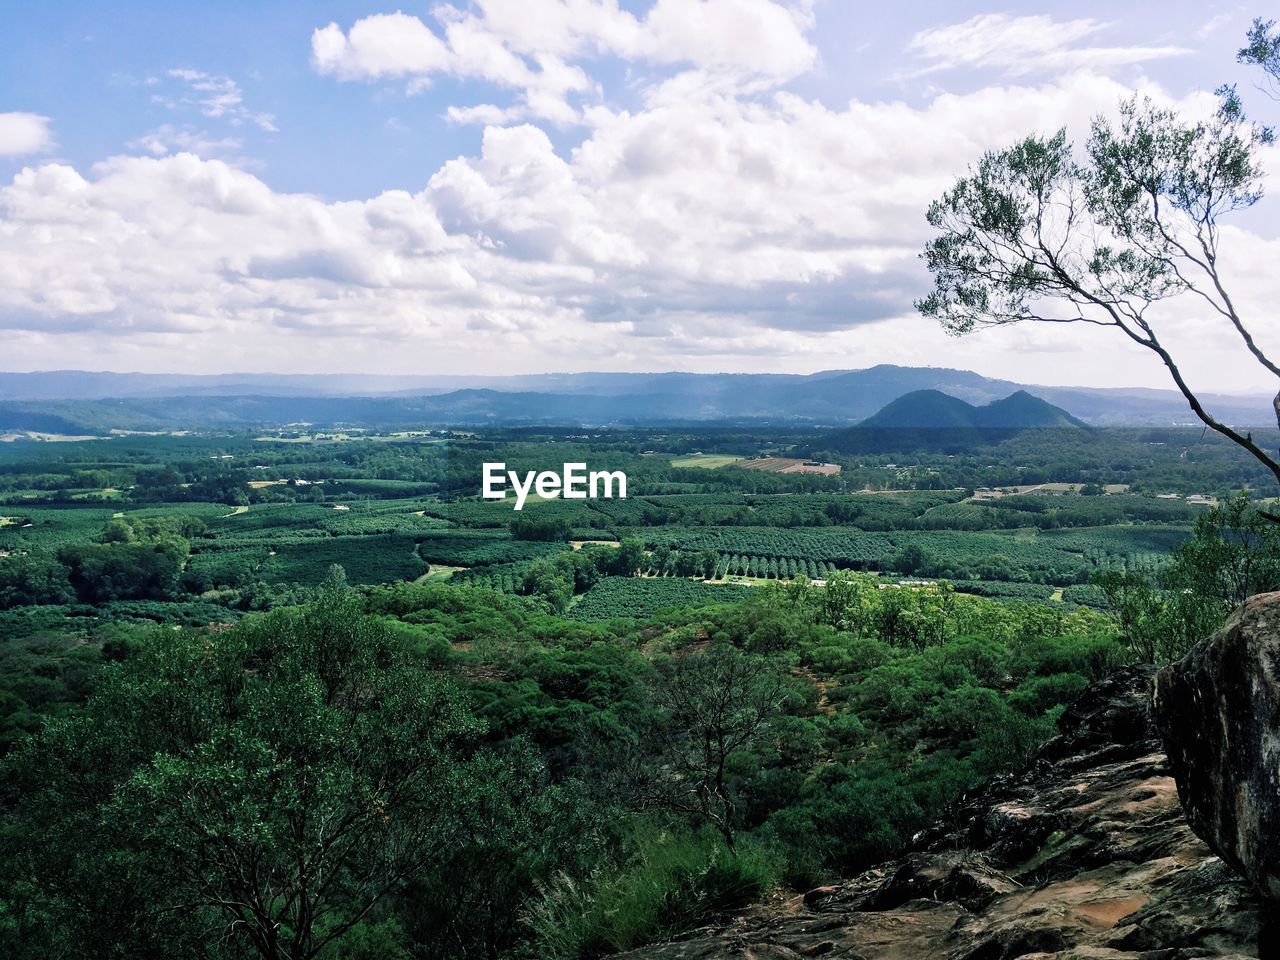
[612,665,1268,959]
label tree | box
[698,549,721,580]
[1166,492,1280,607]
[4,581,485,960]
[620,644,788,851]
[1089,495,1280,664]
[918,48,1280,495]
[892,543,926,576]
[614,537,646,577]
[650,544,671,576]
[1239,17,1280,90]
[0,551,74,608]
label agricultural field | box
[0,425,1260,630]
[568,576,745,621]
[669,453,745,468]
[738,457,841,475]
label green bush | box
[524,824,778,959]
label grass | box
[670,454,745,469]
[421,564,466,581]
[524,826,777,960]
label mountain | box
[858,390,1087,431]
[978,390,1089,429]
[609,667,1267,959]
[0,366,1270,432]
[822,389,1088,452]
[858,389,999,429]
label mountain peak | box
[979,391,1088,429]
[856,389,1086,431]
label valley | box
[1,389,1276,959]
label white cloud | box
[1197,13,1233,39]
[311,0,815,124]
[906,14,1190,78]
[2,7,1277,390]
[0,112,54,156]
[127,125,246,161]
[6,68,1276,388]
[312,13,451,81]
[152,69,278,132]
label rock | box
[865,852,1020,912]
[1153,591,1280,901]
[1039,666,1158,762]
[611,668,1267,959]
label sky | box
[1,0,1278,394]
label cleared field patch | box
[571,539,620,550]
[973,481,1135,500]
[738,457,841,476]
[421,564,466,581]
[670,453,745,469]
[1,432,104,442]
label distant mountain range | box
[0,366,1270,432]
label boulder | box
[1153,591,1280,901]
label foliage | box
[569,577,742,622]
[1096,494,1280,662]
[3,581,486,960]
[0,424,1253,959]
[57,516,193,604]
[523,825,778,959]
[617,644,791,849]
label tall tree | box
[4,579,485,960]
[918,28,1280,494]
[619,644,788,851]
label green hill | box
[824,389,1088,453]
[857,389,1086,430]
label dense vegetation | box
[0,427,1276,959]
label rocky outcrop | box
[612,666,1268,959]
[1154,591,1280,902]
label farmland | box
[669,453,745,468]
[0,425,1268,629]
[738,457,841,475]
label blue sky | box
[1,1,1277,391]
[5,1,1253,198]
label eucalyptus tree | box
[918,22,1280,497]
[1239,17,1280,89]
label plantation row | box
[426,490,972,534]
[628,526,1192,586]
[707,555,839,581]
[449,562,532,594]
[415,532,564,567]
[567,576,746,621]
